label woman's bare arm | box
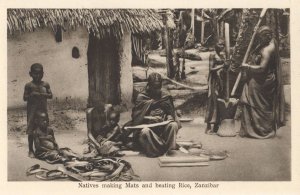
[23,84,31,101]
[105,125,120,141]
[210,64,224,71]
[209,54,225,72]
[242,42,274,73]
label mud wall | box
[7,27,89,109]
[119,30,133,109]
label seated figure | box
[124,73,182,157]
[33,112,80,164]
[86,103,123,157]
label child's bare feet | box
[205,130,217,135]
[205,124,211,134]
[28,151,35,158]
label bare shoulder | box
[136,92,148,100]
[161,89,171,96]
[262,40,276,55]
[42,81,50,88]
[25,81,34,88]
[47,128,55,135]
[209,53,216,59]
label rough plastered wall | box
[118,30,133,109]
[7,27,89,109]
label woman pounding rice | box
[239,26,285,139]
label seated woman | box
[239,26,285,139]
[86,102,123,157]
[33,112,81,163]
[125,73,181,157]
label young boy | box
[205,40,228,134]
[33,112,80,163]
[23,63,53,157]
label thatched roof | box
[7,9,164,38]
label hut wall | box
[7,27,89,109]
[119,30,133,109]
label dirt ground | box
[7,51,291,181]
[7,108,291,181]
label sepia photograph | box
[6,8,291,183]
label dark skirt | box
[205,71,223,125]
[136,122,179,157]
[239,73,276,139]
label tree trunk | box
[87,32,133,108]
[163,15,175,79]
[166,28,175,78]
[205,9,220,46]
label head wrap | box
[257,26,273,36]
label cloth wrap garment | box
[239,39,285,139]
[205,53,225,126]
[126,90,181,157]
[33,127,80,163]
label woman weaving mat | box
[123,73,182,157]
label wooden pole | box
[191,9,195,37]
[220,21,224,39]
[201,10,205,44]
[224,23,230,101]
[231,9,268,96]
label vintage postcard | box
[1,0,299,194]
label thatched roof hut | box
[7,9,164,108]
[7,9,163,38]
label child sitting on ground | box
[23,63,53,157]
[33,111,81,164]
[86,103,123,157]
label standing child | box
[23,63,52,157]
[205,40,228,134]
